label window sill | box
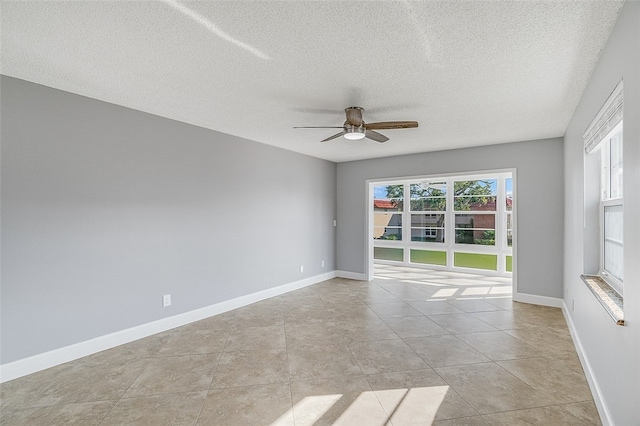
[580,274,624,326]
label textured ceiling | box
[1,1,623,162]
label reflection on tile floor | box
[0,265,600,425]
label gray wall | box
[0,76,336,364]
[336,138,564,298]
[563,2,639,424]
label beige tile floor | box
[0,265,600,425]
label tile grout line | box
[193,327,232,425]
[96,349,157,425]
[281,300,296,426]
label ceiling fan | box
[294,107,418,143]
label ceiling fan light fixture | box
[343,125,366,140]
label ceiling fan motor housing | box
[345,106,364,126]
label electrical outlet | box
[571,299,575,312]
[163,294,172,307]
[333,220,337,227]
[321,260,325,268]
[300,265,304,273]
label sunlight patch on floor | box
[432,288,459,298]
[374,264,512,301]
[376,386,450,424]
[274,394,342,426]
[333,391,387,425]
[276,385,450,426]
[402,279,450,287]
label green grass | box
[374,247,404,262]
[410,249,447,266]
[506,255,513,272]
[454,252,497,271]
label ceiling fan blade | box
[294,126,346,129]
[345,107,363,126]
[365,129,389,143]
[321,131,345,142]
[365,121,419,130]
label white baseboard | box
[513,292,563,308]
[0,271,337,383]
[561,301,612,426]
[335,270,368,281]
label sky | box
[374,178,512,199]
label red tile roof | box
[374,200,396,209]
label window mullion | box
[403,182,410,264]
[446,179,454,269]
[497,176,505,272]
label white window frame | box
[368,171,514,277]
[372,185,404,243]
[409,181,447,245]
[451,177,499,249]
[598,124,624,294]
[583,80,624,296]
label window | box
[371,173,513,274]
[583,80,624,294]
[600,125,624,289]
[453,179,497,246]
[373,184,403,241]
[410,182,446,243]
